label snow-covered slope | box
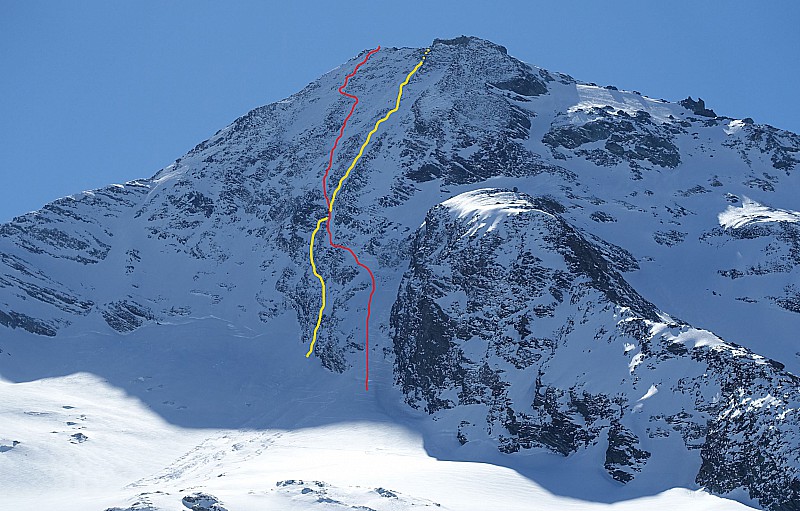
[2,36,800,510]
[2,322,758,511]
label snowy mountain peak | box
[2,36,800,510]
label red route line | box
[321,46,380,391]
[325,219,377,391]
[321,47,381,208]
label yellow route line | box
[306,216,329,358]
[329,48,430,212]
[306,48,430,358]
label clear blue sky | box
[1,1,798,222]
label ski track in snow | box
[0,366,756,511]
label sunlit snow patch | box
[638,384,659,402]
[658,326,727,350]
[724,119,747,135]
[632,384,659,412]
[718,197,800,229]
[569,84,677,123]
[442,189,534,237]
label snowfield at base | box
[0,358,754,511]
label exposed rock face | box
[392,189,800,508]
[543,107,683,171]
[680,97,717,118]
[181,493,228,511]
[605,422,651,483]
